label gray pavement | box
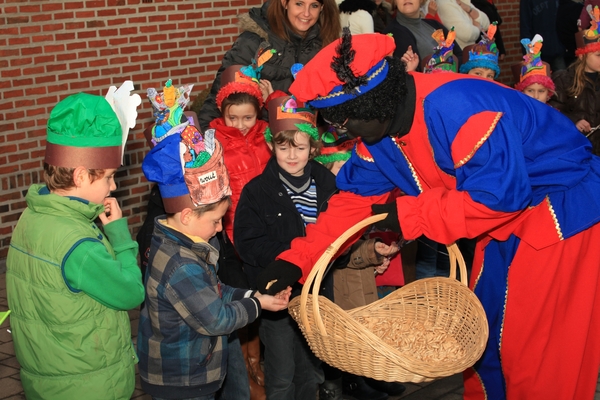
[1,270,600,399]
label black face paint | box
[344,118,392,144]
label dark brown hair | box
[43,163,105,191]
[267,0,341,47]
[191,196,232,217]
[271,129,321,159]
[220,92,261,117]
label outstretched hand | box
[257,260,303,295]
[371,202,401,234]
[255,286,292,312]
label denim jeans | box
[217,332,250,400]
[260,312,324,400]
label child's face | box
[272,131,312,177]
[584,51,600,73]
[223,103,258,136]
[187,201,229,242]
[79,168,117,205]
[523,83,550,103]
[468,68,495,80]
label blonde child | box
[234,96,336,400]
[551,6,600,154]
[138,114,291,400]
[514,35,556,103]
[6,83,145,399]
[460,22,500,79]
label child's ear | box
[267,142,274,152]
[72,166,88,188]
[180,208,194,225]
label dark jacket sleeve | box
[198,31,264,130]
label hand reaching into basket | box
[371,202,401,234]
[257,260,303,295]
[254,286,293,311]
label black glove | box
[371,202,401,233]
[257,260,303,295]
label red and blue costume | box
[279,71,600,399]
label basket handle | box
[299,214,389,335]
[447,242,468,286]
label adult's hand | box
[257,260,302,295]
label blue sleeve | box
[336,150,397,196]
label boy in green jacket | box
[6,82,144,400]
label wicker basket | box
[288,214,489,383]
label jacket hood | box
[239,3,270,41]
[26,184,105,221]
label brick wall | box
[0,0,520,261]
[0,0,262,259]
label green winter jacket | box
[6,184,143,400]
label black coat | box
[234,157,338,290]
[198,2,324,130]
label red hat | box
[289,30,396,107]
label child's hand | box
[259,79,274,102]
[255,286,292,312]
[428,0,438,15]
[401,46,419,72]
[374,257,391,275]
[576,119,592,133]
[99,197,122,225]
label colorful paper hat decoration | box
[424,28,458,74]
[45,81,141,169]
[459,22,500,78]
[216,63,264,109]
[147,79,194,147]
[142,127,232,213]
[314,128,357,164]
[289,28,396,107]
[265,96,319,142]
[514,35,555,95]
[576,5,600,56]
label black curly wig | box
[318,56,408,124]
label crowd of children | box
[6,5,600,400]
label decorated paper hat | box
[45,81,141,169]
[265,96,319,142]
[288,28,396,107]
[424,28,458,74]
[216,63,264,109]
[459,22,500,78]
[146,79,194,148]
[514,35,555,95]
[142,128,231,213]
[314,128,357,164]
[577,5,600,56]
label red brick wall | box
[0,0,520,261]
[0,0,262,259]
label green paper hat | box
[45,82,141,169]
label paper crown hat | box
[216,63,264,109]
[289,28,396,107]
[45,81,141,169]
[142,127,231,213]
[143,80,231,212]
[514,34,555,95]
[314,128,357,164]
[577,5,600,56]
[459,22,500,78]
[146,79,194,148]
[265,95,319,142]
[424,28,458,74]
